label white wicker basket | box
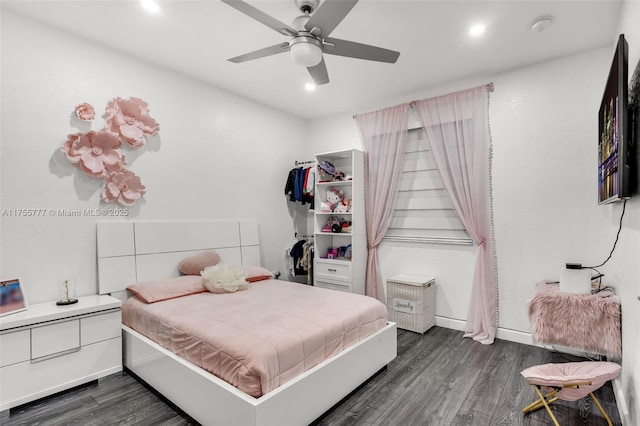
[386,274,435,334]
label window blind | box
[385,124,472,245]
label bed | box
[97,220,397,426]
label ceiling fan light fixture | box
[289,36,323,67]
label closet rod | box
[294,160,315,166]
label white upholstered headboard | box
[97,219,261,295]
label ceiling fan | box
[221,0,400,86]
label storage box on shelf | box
[0,294,122,411]
[314,149,366,294]
[386,274,436,334]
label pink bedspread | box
[122,279,388,397]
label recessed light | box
[305,83,316,92]
[469,24,486,37]
[141,0,160,14]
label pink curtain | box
[414,85,497,344]
[354,104,410,302]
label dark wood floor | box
[3,327,621,426]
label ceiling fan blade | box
[221,0,297,36]
[304,0,358,38]
[228,43,290,63]
[307,58,329,85]
[324,37,400,63]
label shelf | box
[313,149,364,295]
[316,212,352,215]
[316,149,354,159]
[317,181,352,187]
[316,258,352,265]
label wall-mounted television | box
[598,34,636,204]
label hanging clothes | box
[303,167,315,209]
[284,166,315,208]
[284,168,298,202]
[295,167,306,204]
[299,241,314,285]
[289,239,307,276]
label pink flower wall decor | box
[102,170,146,206]
[75,103,95,121]
[104,97,160,148]
[61,131,126,179]
[61,97,159,208]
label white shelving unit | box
[314,149,366,294]
[0,295,122,411]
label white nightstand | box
[0,295,122,411]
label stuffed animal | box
[334,199,352,213]
[319,201,332,212]
[321,216,342,233]
[326,188,344,211]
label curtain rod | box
[410,82,494,105]
[353,82,494,118]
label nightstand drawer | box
[31,320,80,360]
[81,311,121,345]
[0,330,30,367]
[315,261,352,282]
[315,281,351,292]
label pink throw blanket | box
[528,281,621,357]
[122,279,388,397]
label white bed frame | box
[97,220,397,426]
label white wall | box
[308,46,614,326]
[612,1,640,423]
[308,12,640,421]
[0,10,307,303]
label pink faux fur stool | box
[522,361,620,426]
[529,281,621,357]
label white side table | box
[0,295,122,411]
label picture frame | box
[0,277,28,316]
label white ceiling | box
[2,0,622,119]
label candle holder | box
[56,278,78,306]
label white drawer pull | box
[328,268,337,272]
[31,347,81,363]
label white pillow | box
[201,264,248,294]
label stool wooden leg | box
[524,396,559,413]
[523,388,558,413]
[533,386,560,426]
[589,392,613,426]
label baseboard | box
[433,316,611,354]
[434,316,466,331]
[612,377,630,426]
[434,316,536,346]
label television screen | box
[598,35,630,204]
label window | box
[385,118,472,245]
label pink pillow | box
[243,265,273,283]
[128,276,206,303]
[179,250,221,275]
